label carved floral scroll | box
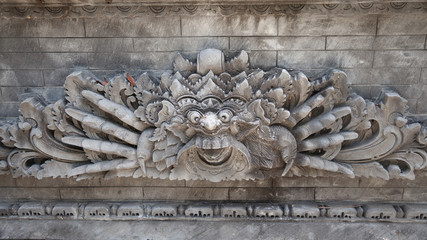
[0,49,426,182]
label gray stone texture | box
[0,5,427,206]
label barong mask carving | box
[0,49,426,182]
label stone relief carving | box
[0,49,426,182]
[1,200,427,222]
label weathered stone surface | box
[231,37,325,51]
[344,68,422,85]
[0,86,64,102]
[278,15,377,36]
[99,178,185,187]
[0,174,15,187]
[403,188,427,202]
[143,187,228,200]
[0,188,60,200]
[39,38,133,52]
[273,177,359,188]
[373,36,426,50]
[0,53,43,69]
[0,102,20,117]
[134,37,229,52]
[185,179,272,188]
[182,16,277,36]
[278,51,373,68]
[14,176,101,187]
[326,36,375,50]
[1,219,427,240]
[374,51,427,68]
[85,17,181,37]
[60,187,143,200]
[229,188,314,201]
[0,70,43,87]
[87,52,175,70]
[315,188,403,201]
[0,19,85,37]
[378,15,427,35]
[246,51,277,69]
[0,38,40,52]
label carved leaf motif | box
[352,162,390,180]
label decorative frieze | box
[0,48,426,182]
[0,201,427,222]
[0,2,426,18]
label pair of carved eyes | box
[187,109,233,124]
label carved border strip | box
[0,2,426,18]
[1,201,427,222]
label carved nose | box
[200,113,221,132]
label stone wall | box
[0,2,427,203]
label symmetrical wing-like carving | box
[0,49,426,182]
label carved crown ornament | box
[0,49,426,182]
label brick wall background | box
[0,4,426,202]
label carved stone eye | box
[187,111,202,124]
[218,109,233,123]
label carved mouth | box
[197,147,233,166]
[195,134,232,165]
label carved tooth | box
[211,138,221,149]
[220,136,229,148]
[195,136,203,148]
[203,138,212,149]
[66,108,140,145]
[81,90,147,131]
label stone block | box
[41,53,88,69]
[14,176,101,187]
[278,15,376,36]
[273,176,359,188]
[87,52,175,70]
[134,37,229,52]
[0,70,43,87]
[253,205,283,218]
[43,69,74,86]
[18,203,45,217]
[290,204,319,219]
[60,187,143,200]
[0,38,39,52]
[315,188,403,201]
[143,187,228,201]
[0,174,16,187]
[360,175,427,188]
[52,203,79,219]
[344,68,421,85]
[0,102,20,117]
[0,19,85,37]
[184,205,213,217]
[374,51,427,68]
[363,204,396,219]
[278,51,373,69]
[326,36,374,50]
[221,205,248,218]
[230,37,325,51]
[378,15,427,35]
[39,38,133,52]
[182,15,277,36]
[150,204,177,217]
[0,86,64,103]
[185,179,271,188]
[247,51,277,70]
[99,177,185,187]
[403,188,427,202]
[0,187,60,200]
[229,188,314,201]
[402,205,427,220]
[373,36,426,50]
[84,203,110,219]
[0,53,43,69]
[117,203,144,218]
[326,205,358,219]
[85,17,180,37]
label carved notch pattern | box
[0,49,426,182]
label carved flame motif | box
[0,49,426,182]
